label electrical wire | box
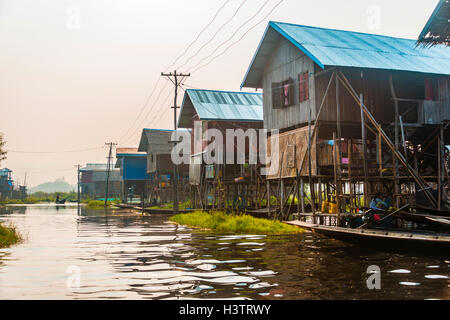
[117,77,162,144]
[165,0,233,72]
[176,0,249,71]
[188,0,271,71]
[121,80,171,145]
[7,146,104,154]
[192,0,285,74]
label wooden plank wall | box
[261,37,316,131]
[266,126,317,179]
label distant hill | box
[30,178,75,194]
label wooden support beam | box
[389,74,401,208]
[336,71,438,208]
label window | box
[272,78,294,109]
[272,82,282,109]
[425,78,439,101]
[282,79,294,107]
[299,72,309,103]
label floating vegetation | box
[0,222,21,248]
[169,211,304,235]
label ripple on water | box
[424,275,449,279]
[399,282,421,286]
[388,269,411,274]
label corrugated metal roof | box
[242,21,450,88]
[418,0,449,45]
[116,147,146,157]
[178,89,263,128]
[80,163,119,172]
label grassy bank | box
[0,222,21,248]
[0,192,78,205]
[85,200,120,209]
[148,201,191,210]
[170,211,304,235]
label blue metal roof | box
[178,89,263,128]
[242,21,450,88]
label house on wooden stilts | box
[178,89,264,211]
[138,128,190,207]
[241,21,450,222]
[115,147,148,204]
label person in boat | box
[370,193,390,211]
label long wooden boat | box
[287,221,450,250]
[414,205,450,218]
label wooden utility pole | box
[161,70,190,214]
[105,142,117,209]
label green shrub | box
[0,222,21,248]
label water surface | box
[0,205,448,300]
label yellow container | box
[321,202,330,213]
[329,203,338,214]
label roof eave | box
[240,21,325,89]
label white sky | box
[0,0,439,187]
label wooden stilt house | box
[137,128,189,206]
[241,21,450,221]
[178,89,264,211]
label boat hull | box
[287,221,450,250]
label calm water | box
[0,205,448,300]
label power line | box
[7,146,104,154]
[121,80,172,145]
[165,0,233,72]
[146,88,176,128]
[188,0,271,71]
[192,0,285,74]
[117,77,162,144]
[176,0,249,71]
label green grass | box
[0,222,21,248]
[148,201,191,210]
[170,211,304,235]
[86,200,118,209]
[0,192,79,205]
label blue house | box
[115,148,149,203]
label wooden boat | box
[55,199,66,205]
[287,221,450,250]
[414,205,450,218]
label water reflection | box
[0,205,448,300]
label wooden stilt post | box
[360,93,369,207]
[389,74,401,208]
[267,180,271,216]
[308,102,316,216]
[348,139,354,213]
[300,178,305,214]
[333,132,340,225]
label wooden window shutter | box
[282,79,293,107]
[299,72,309,103]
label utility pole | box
[161,70,190,214]
[105,142,117,209]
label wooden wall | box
[266,126,317,180]
[261,37,316,131]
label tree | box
[0,133,7,166]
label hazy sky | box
[0,0,438,187]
